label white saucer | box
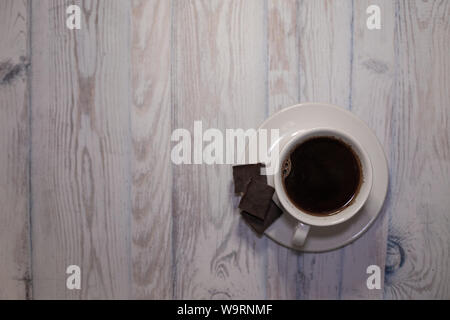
[258,103,389,252]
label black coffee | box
[282,136,362,215]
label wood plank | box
[130,0,173,299]
[296,0,354,299]
[0,0,31,300]
[264,0,396,299]
[266,0,300,299]
[31,0,131,299]
[339,0,395,299]
[172,0,267,299]
[384,0,450,299]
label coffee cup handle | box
[292,222,310,247]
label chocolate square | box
[241,211,265,234]
[241,201,283,235]
[265,200,283,227]
[238,178,275,220]
[232,163,266,194]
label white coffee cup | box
[273,128,373,247]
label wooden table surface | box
[0,0,449,299]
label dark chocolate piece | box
[264,200,283,226]
[238,178,274,220]
[241,201,283,235]
[232,163,266,194]
[241,211,265,234]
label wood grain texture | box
[0,0,31,299]
[339,0,395,299]
[1,0,449,300]
[296,0,354,299]
[384,0,450,299]
[172,0,267,299]
[31,0,131,299]
[265,0,394,299]
[130,0,173,299]
[266,0,300,299]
